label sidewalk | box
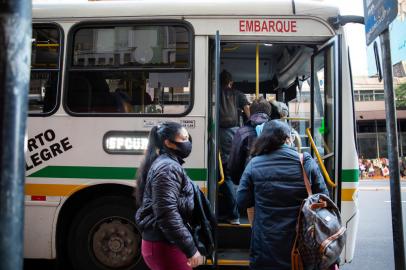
[358,178,406,191]
[359,177,406,181]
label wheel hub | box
[92,218,140,268]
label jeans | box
[219,127,240,220]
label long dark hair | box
[135,122,184,206]
[251,120,291,157]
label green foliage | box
[396,83,406,109]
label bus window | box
[66,24,192,115]
[30,25,61,114]
[312,44,336,184]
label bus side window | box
[30,26,61,115]
[65,23,193,115]
[67,73,119,113]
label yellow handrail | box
[35,44,60,47]
[255,44,259,98]
[305,128,337,188]
[218,152,225,185]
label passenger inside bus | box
[67,71,191,114]
[216,42,322,225]
[218,70,250,225]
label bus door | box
[207,31,221,266]
[208,31,220,214]
[207,32,253,267]
[311,36,341,202]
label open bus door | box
[310,36,341,204]
[207,31,221,267]
[207,32,252,267]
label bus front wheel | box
[67,195,147,270]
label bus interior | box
[213,41,336,264]
[216,41,330,156]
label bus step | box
[206,249,250,266]
[217,216,251,227]
[216,220,251,250]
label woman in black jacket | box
[135,122,205,270]
[237,120,329,270]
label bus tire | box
[67,195,147,270]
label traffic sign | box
[363,0,398,45]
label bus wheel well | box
[55,184,136,269]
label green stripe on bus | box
[28,166,136,179]
[341,169,359,182]
[27,166,207,181]
[186,168,207,180]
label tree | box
[396,83,406,109]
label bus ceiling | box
[220,43,313,97]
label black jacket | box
[237,146,329,270]
[135,152,197,258]
[228,113,269,184]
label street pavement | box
[341,179,406,270]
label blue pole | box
[0,1,31,269]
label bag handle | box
[299,153,312,196]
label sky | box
[327,0,369,76]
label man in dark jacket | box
[218,70,250,225]
[228,97,272,185]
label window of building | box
[374,90,384,100]
[354,90,361,102]
[358,120,376,133]
[29,25,61,114]
[359,90,374,101]
[354,89,384,102]
[66,23,193,115]
[376,121,387,132]
[357,120,406,158]
[357,133,378,159]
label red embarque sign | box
[239,19,297,33]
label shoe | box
[228,218,240,225]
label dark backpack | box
[187,183,217,261]
[219,88,238,128]
[292,155,346,270]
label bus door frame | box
[310,35,342,206]
[207,31,221,265]
[207,31,221,213]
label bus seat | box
[87,76,117,113]
[67,75,92,113]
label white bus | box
[27,0,359,268]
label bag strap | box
[299,153,312,196]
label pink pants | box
[141,240,192,270]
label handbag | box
[291,154,346,270]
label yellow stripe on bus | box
[25,184,87,196]
[25,184,356,201]
[206,259,250,266]
[342,188,357,201]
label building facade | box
[354,75,406,159]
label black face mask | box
[170,140,192,159]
